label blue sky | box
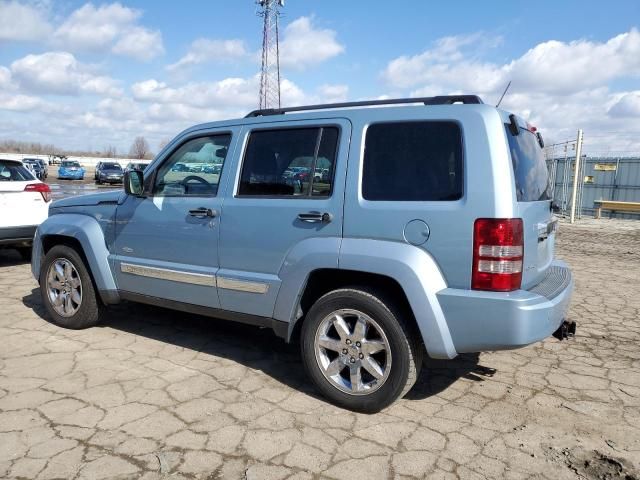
[1,0,640,155]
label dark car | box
[95,162,124,184]
[22,158,47,180]
[124,162,149,172]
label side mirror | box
[124,170,144,196]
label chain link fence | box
[544,136,640,219]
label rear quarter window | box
[0,161,35,181]
[505,126,551,201]
[362,121,463,201]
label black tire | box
[17,246,32,261]
[39,245,103,329]
[300,287,422,413]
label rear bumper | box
[438,260,573,353]
[0,225,37,246]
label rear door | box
[217,119,350,318]
[505,124,555,288]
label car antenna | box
[496,81,511,108]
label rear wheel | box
[40,245,103,329]
[301,288,422,413]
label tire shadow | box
[0,249,30,267]
[22,287,496,405]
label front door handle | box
[189,207,216,218]
[298,211,333,223]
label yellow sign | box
[594,164,617,171]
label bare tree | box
[158,138,171,152]
[104,144,117,158]
[129,136,150,159]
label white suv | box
[0,159,51,259]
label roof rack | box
[244,95,484,118]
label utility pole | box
[569,129,584,223]
[257,0,284,110]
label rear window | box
[362,121,463,201]
[505,126,551,201]
[0,160,35,181]
[62,161,81,168]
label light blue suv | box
[31,96,573,412]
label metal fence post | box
[569,129,584,223]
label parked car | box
[57,160,85,180]
[95,162,124,184]
[0,159,51,259]
[124,161,150,172]
[48,154,67,165]
[35,158,48,179]
[31,95,573,412]
[22,158,47,180]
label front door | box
[112,130,236,308]
[218,119,351,318]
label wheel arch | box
[278,238,458,359]
[36,214,119,305]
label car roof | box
[178,96,527,138]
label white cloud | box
[381,29,640,151]
[383,29,640,96]
[608,92,640,118]
[279,17,344,70]
[167,38,248,71]
[318,84,349,103]
[0,1,52,42]
[112,27,164,61]
[0,66,13,89]
[10,52,121,96]
[0,92,50,112]
[53,3,164,61]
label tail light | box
[472,218,523,291]
[24,183,52,202]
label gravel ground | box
[0,218,638,479]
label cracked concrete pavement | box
[0,218,638,479]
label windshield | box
[0,160,35,181]
[62,161,81,168]
[102,163,122,170]
[505,126,551,201]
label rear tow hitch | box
[553,320,577,341]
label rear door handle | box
[189,207,216,218]
[297,211,333,223]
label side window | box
[238,126,339,197]
[362,122,463,201]
[153,134,231,196]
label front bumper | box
[59,171,84,179]
[0,225,37,246]
[438,260,574,353]
[100,176,123,183]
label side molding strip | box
[120,263,216,287]
[217,277,269,294]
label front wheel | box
[301,288,422,413]
[40,245,103,329]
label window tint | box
[362,122,463,201]
[102,163,122,170]
[505,126,551,201]
[153,134,231,196]
[0,161,35,181]
[239,127,339,197]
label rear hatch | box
[505,121,555,289]
[0,161,49,227]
